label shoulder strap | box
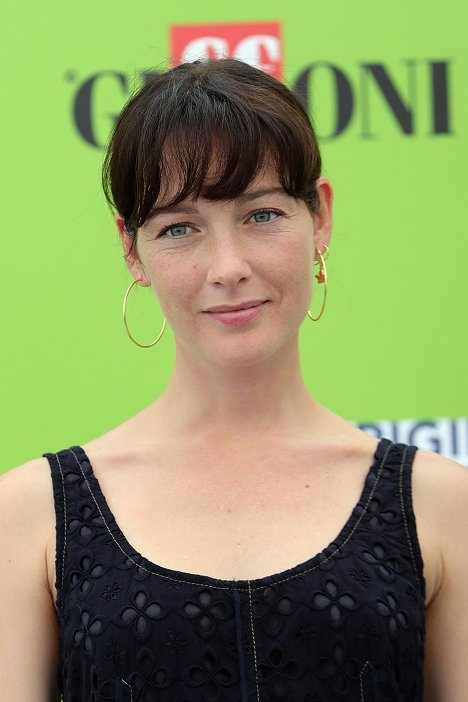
[356,440,425,597]
[397,443,426,597]
[43,451,70,608]
[43,447,120,611]
[43,448,94,609]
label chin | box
[203,337,291,369]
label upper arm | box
[412,451,468,702]
[0,458,61,702]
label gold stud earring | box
[308,245,329,322]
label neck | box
[149,336,318,442]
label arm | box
[412,451,468,702]
[0,458,61,702]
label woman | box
[0,58,467,702]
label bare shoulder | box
[0,457,56,571]
[411,450,468,601]
[411,452,468,699]
[412,449,468,530]
[1,456,55,518]
[0,456,55,522]
[0,458,61,700]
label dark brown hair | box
[102,58,322,248]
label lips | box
[204,299,267,313]
[203,300,268,327]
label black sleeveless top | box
[43,438,425,702]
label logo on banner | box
[170,22,282,79]
[66,20,453,148]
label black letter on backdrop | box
[430,61,451,134]
[294,63,353,139]
[73,71,127,148]
[359,62,416,137]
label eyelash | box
[157,222,193,239]
[249,208,283,224]
[156,208,284,239]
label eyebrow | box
[146,187,288,222]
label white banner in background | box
[357,417,468,466]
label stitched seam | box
[69,442,391,592]
[359,660,370,702]
[248,581,261,702]
[398,446,419,579]
[234,589,249,702]
[55,453,67,591]
[122,679,133,702]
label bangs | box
[103,59,321,234]
[140,116,313,220]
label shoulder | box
[411,450,468,698]
[1,457,60,603]
[411,449,468,599]
[0,456,55,515]
[0,457,56,559]
[0,459,61,699]
[412,449,468,528]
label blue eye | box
[250,210,280,224]
[160,223,192,238]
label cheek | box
[152,264,201,320]
[137,245,203,326]
[271,238,314,293]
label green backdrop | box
[1,0,467,472]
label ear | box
[115,215,151,287]
[312,177,333,254]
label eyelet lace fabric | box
[43,438,425,701]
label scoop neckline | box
[68,437,391,592]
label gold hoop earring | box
[123,279,166,348]
[307,245,329,322]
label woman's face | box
[119,166,332,369]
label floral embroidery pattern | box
[184,646,238,700]
[165,629,189,655]
[365,497,396,532]
[69,551,110,596]
[253,585,294,636]
[89,663,116,701]
[375,591,408,638]
[182,588,232,640]
[115,588,164,641]
[68,502,103,544]
[116,555,151,582]
[361,542,401,583]
[258,644,306,699]
[293,620,317,648]
[348,567,371,588]
[126,647,171,699]
[104,641,126,669]
[100,581,123,602]
[71,608,107,657]
[315,636,360,698]
[46,440,425,701]
[311,579,357,628]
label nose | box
[206,232,252,289]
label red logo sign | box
[170,22,283,79]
